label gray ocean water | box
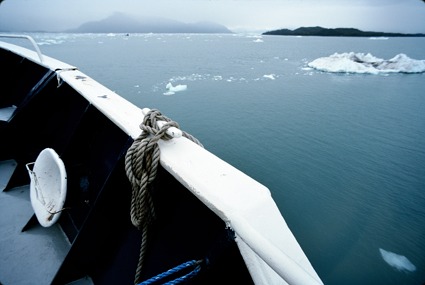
[11,33,425,285]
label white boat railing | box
[0,34,44,63]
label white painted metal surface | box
[0,39,323,285]
[0,105,17,121]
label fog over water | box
[1,0,425,33]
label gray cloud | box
[0,0,424,33]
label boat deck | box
[0,48,253,284]
[0,175,71,284]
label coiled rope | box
[137,259,203,285]
[125,109,202,284]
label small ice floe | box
[37,39,65,46]
[263,74,276,80]
[308,52,425,74]
[379,248,416,272]
[369,37,389,40]
[226,76,237,82]
[163,82,187,96]
[253,38,264,43]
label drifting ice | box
[308,52,425,74]
[164,82,187,95]
[379,248,416,272]
[263,74,276,80]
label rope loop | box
[124,109,203,284]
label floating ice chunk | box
[37,39,66,46]
[379,248,416,272]
[163,82,187,95]
[263,74,276,80]
[308,52,425,74]
[166,82,187,92]
[253,39,264,43]
[369,37,389,40]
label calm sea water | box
[10,33,425,285]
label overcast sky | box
[1,0,424,33]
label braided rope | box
[125,109,202,284]
[137,260,202,285]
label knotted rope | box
[125,109,202,284]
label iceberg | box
[308,52,425,74]
[263,74,276,80]
[379,248,416,272]
[163,82,187,95]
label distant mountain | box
[66,12,232,34]
[263,26,425,37]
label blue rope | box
[138,260,202,285]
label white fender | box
[26,148,67,227]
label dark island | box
[263,26,425,37]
